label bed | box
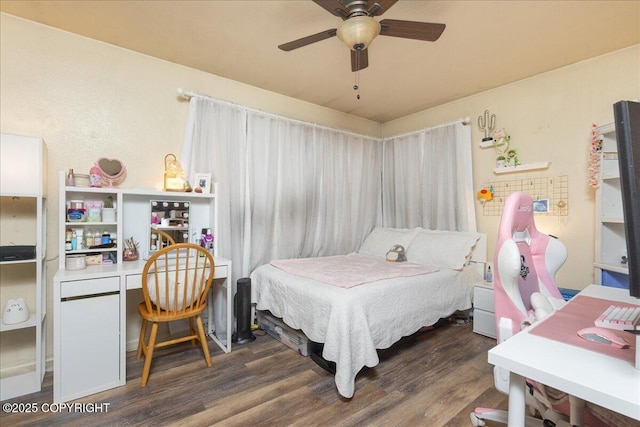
[250,227,487,398]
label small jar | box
[101,231,111,245]
[86,231,94,248]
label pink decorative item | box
[94,158,126,187]
[89,164,102,187]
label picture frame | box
[533,198,549,213]
[193,173,212,194]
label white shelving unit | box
[0,134,47,401]
[53,172,230,402]
[593,122,629,287]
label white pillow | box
[406,230,480,270]
[358,227,420,259]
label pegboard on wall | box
[480,175,568,216]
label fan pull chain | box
[353,50,361,100]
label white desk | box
[488,285,640,424]
[53,256,232,403]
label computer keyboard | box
[595,304,640,331]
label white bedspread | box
[271,253,439,288]
[250,262,479,398]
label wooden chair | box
[150,227,176,251]
[136,243,215,387]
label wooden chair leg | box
[137,318,148,360]
[141,322,158,387]
[189,317,196,346]
[196,315,212,367]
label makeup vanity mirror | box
[148,200,190,254]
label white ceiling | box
[1,0,639,123]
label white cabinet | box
[593,123,629,288]
[473,281,496,339]
[0,133,47,401]
[59,277,120,400]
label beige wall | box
[383,45,640,291]
[1,12,639,367]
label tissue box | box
[257,311,316,356]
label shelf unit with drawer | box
[473,281,496,339]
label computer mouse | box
[577,327,630,349]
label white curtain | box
[246,112,382,274]
[182,97,474,278]
[182,97,382,280]
[181,97,248,342]
[382,122,476,231]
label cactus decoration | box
[478,110,496,142]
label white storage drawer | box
[473,281,496,339]
[473,309,496,339]
[474,283,495,312]
[61,276,120,298]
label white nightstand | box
[473,281,496,339]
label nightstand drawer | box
[473,283,494,312]
[473,309,496,339]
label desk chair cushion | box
[146,269,206,311]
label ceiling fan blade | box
[313,0,349,19]
[379,19,445,42]
[367,0,398,16]
[351,49,369,72]
[278,29,337,51]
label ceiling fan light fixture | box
[337,16,381,51]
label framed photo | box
[193,173,212,194]
[533,199,549,213]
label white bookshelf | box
[0,133,47,401]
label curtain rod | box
[177,88,380,141]
[177,88,469,140]
[386,116,471,141]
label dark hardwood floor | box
[1,321,508,426]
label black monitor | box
[613,100,640,298]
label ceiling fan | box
[278,0,445,72]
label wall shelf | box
[493,161,550,174]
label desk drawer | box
[213,265,228,280]
[126,265,227,291]
[126,274,142,290]
[61,276,120,298]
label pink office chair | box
[471,192,612,427]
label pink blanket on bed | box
[270,253,439,288]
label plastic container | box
[66,208,86,222]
